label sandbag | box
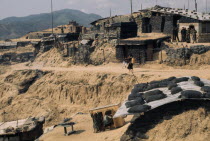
[194,81,204,87]
[125,98,145,108]
[134,83,148,92]
[131,87,142,94]
[143,90,163,99]
[171,87,183,94]
[168,83,178,90]
[128,105,151,113]
[128,93,143,100]
[201,86,210,93]
[173,77,189,83]
[180,90,203,99]
[191,76,200,81]
[145,94,167,103]
[158,81,170,87]
[204,93,210,98]
[146,83,159,90]
[167,76,176,81]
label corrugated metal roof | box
[114,77,210,118]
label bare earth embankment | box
[0,61,210,141]
[0,46,210,141]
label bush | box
[128,105,151,113]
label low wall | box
[161,43,210,66]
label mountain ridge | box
[0,9,102,40]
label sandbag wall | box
[120,76,210,141]
[0,52,34,64]
[162,44,210,66]
[150,16,162,33]
[125,76,210,114]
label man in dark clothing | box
[186,28,191,43]
[103,111,114,129]
[192,28,197,43]
[181,27,187,42]
[173,27,180,42]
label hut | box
[89,104,125,133]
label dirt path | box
[11,63,210,80]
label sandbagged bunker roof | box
[114,76,210,118]
[141,5,210,21]
[0,117,45,136]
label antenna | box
[188,0,190,10]
[141,3,143,10]
[51,0,54,35]
[206,0,208,13]
[130,0,133,15]
[184,4,186,10]
[156,0,158,5]
[110,8,112,17]
[195,0,197,12]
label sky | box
[0,0,209,20]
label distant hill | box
[0,9,102,40]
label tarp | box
[114,77,210,118]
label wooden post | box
[64,127,67,135]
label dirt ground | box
[1,61,210,141]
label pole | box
[130,0,133,15]
[195,0,197,12]
[141,4,142,10]
[110,8,112,17]
[51,0,54,35]
[206,0,208,13]
[188,0,189,10]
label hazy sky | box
[0,0,209,19]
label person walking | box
[181,27,187,42]
[127,55,134,73]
